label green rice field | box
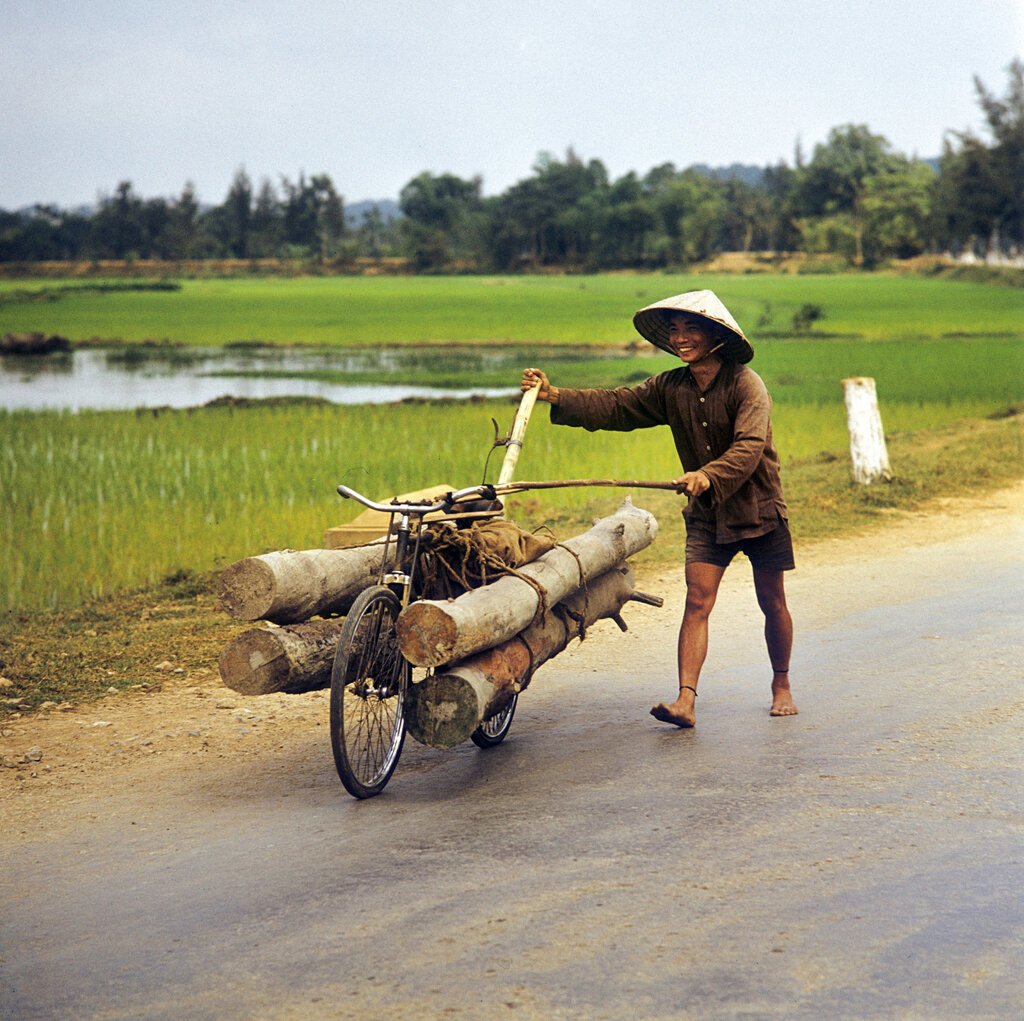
[1,272,1022,611]
[3,389,1021,612]
[2,272,1023,346]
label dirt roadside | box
[3,479,1022,839]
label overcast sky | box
[2,0,1021,210]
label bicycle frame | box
[336,483,496,607]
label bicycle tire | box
[330,585,409,798]
[471,692,518,748]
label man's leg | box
[752,568,798,717]
[651,561,726,727]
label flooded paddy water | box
[0,345,548,410]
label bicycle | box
[327,382,672,799]
[329,481,519,799]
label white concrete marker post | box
[842,376,892,484]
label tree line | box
[2,60,1020,272]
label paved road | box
[3,513,1023,1020]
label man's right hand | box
[521,367,558,404]
[674,470,711,496]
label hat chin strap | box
[685,342,724,365]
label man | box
[521,289,798,727]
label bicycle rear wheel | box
[330,585,409,799]
[471,692,518,748]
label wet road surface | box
[3,514,1023,1019]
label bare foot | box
[650,688,697,728]
[770,683,798,717]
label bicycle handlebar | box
[336,483,496,515]
[337,477,686,515]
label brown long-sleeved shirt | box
[550,361,788,543]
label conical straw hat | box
[633,289,754,363]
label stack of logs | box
[217,498,659,749]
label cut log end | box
[395,601,460,668]
[218,628,290,695]
[217,558,277,621]
[405,674,481,749]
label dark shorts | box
[685,517,796,572]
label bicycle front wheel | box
[330,585,409,799]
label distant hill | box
[11,203,96,219]
[345,198,402,226]
[690,163,766,187]
[688,156,939,187]
[6,198,402,223]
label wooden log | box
[406,565,637,749]
[218,618,347,695]
[396,498,658,667]
[842,376,892,484]
[217,544,394,624]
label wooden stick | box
[493,478,684,494]
[496,383,540,485]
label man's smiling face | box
[666,313,718,364]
